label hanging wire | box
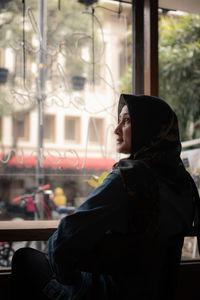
[22,0,26,86]
[95,3,123,15]
[92,7,95,86]
[58,0,61,10]
[118,0,122,17]
[89,2,123,87]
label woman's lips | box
[116,138,123,143]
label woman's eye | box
[124,118,130,123]
[119,116,130,125]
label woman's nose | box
[114,123,121,135]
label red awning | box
[6,155,116,170]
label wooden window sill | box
[0,220,59,242]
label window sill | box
[0,220,59,242]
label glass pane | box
[0,0,132,227]
[159,8,200,259]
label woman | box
[12,94,199,300]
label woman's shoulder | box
[114,158,150,170]
[113,158,154,181]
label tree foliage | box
[159,13,200,140]
[119,64,132,94]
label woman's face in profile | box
[114,105,131,154]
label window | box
[44,115,55,142]
[88,118,104,144]
[0,0,131,220]
[64,116,80,143]
[13,113,29,141]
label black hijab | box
[115,94,200,241]
[117,94,188,188]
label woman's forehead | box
[120,105,129,115]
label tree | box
[159,13,200,141]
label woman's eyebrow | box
[119,112,130,119]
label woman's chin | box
[116,147,131,155]
[116,148,129,155]
[116,146,122,153]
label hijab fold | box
[117,94,189,190]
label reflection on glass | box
[0,0,132,223]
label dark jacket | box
[45,94,197,300]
